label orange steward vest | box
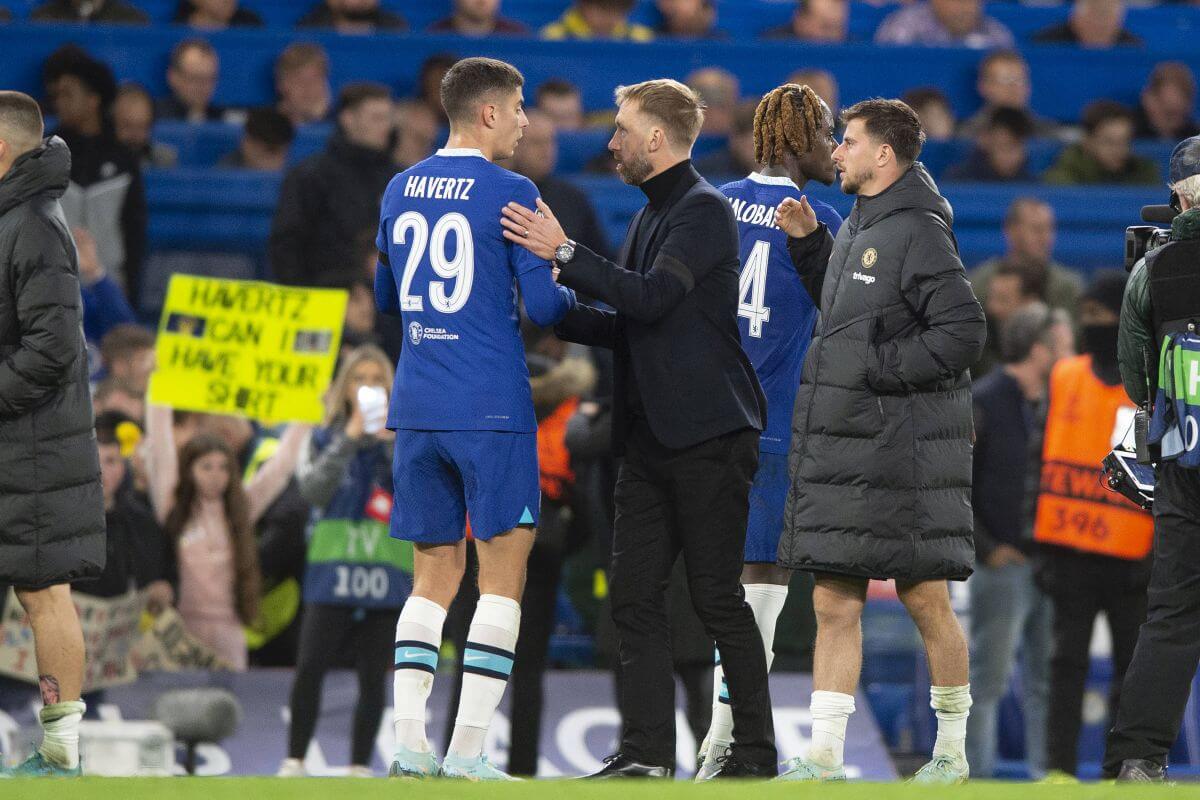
[1034,355,1152,560]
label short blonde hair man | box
[615,78,706,149]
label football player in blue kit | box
[375,57,576,781]
[695,83,844,779]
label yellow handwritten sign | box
[148,276,347,423]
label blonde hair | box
[324,344,394,427]
[754,83,825,167]
[1174,173,1200,208]
[614,78,706,149]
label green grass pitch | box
[7,780,1200,799]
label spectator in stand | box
[99,324,156,394]
[512,110,611,258]
[695,100,757,178]
[277,346,404,778]
[43,45,147,305]
[1134,62,1200,142]
[972,198,1083,314]
[297,0,406,33]
[85,412,174,609]
[541,0,654,41]
[1044,101,1159,185]
[93,377,145,423]
[959,50,1060,140]
[945,107,1036,182]
[787,68,838,116]
[655,0,724,39]
[687,67,739,136]
[270,83,395,288]
[428,0,528,35]
[31,0,148,24]
[275,43,332,127]
[902,87,956,141]
[145,402,309,671]
[158,39,238,124]
[415,53,458,126]
[76,226,137,351]
[536,79,585,131]
[875,0,1014,49]
[1033,0,1141,48]
[974,261,1046,375]
[113,85,178,169]
[174,0,264,29]
[391,100,438,170]
[218,107,295,170]
[967,303,1073,780]
[762,0,848,43]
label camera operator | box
[1103,135,1200,782]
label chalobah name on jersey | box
[402,175,475,201]
[728,197,780,229]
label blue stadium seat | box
[3,24,1198,124]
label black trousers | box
[610,421,774,769]
[287,603,398,765]
[1039,547,1148,775]
[1105,463,1200,774]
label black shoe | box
[585,753,674,779]
[705,751,777,780]
[1116,759,1166,782]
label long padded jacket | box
[777,164,986,581]
[0,137,105,589]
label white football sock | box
[930,684,972,762]
[393,596,447,753]
[447,594,521,760]
[808,690,856,769]
[39,700,86,769]
[706,584,789,754]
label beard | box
[838,165,874,196]
[616,151,653,186]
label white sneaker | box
[347,765,373,778]
[277,758,307,777]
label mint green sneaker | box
[908,755,969,785]
[775,758,847,782]
[440,753,519,781]
[3,752,81,778]
[388,745,440,779]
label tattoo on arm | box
[39,674,60,705]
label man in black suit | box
[502,78,775,779]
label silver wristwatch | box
[554,239,577,265]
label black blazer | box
[555,163,765,453]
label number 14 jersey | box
[720,172,843,454]
[376,148,574,433]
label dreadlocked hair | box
[754,83,823,166]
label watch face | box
[556,243,573,262]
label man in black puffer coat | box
[773,99,985,784]
[0,92,105,777]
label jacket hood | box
[0,136,71,218]
[854,162,953,230]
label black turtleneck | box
[639,158,693,207]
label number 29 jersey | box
[720,173,843,454]
[376,148,564,433]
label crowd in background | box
[0,0,1193,779]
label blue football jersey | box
[376,148,572,433]
[721,173,843,454]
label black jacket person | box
[0,135,105,589]
[779,163,985,581]
[503,79,774,778]
[0,92,104,777]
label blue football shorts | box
[390,429,540,544]
[745,450,789,563]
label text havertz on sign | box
[148,276,347,423]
